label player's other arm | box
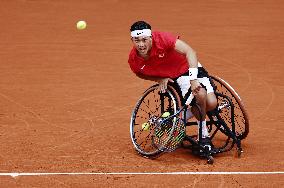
[174,39,198,68]
[174,39,201,94]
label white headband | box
[131,29,152,37]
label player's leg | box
[194,75,217,138]
[206,92,217,112]
[175,72,212,142]
[190,88,212,152]
[180,92,217,121]
[176,66,217,152]
[191,87,207,121]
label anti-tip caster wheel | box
[237,148,243,158]
[207,156,214,164]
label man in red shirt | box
[128,21,217,147]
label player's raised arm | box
[174,39,198,69]
[174,39,201,95]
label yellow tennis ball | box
[161,111,170,118]
[142,122,150,131]
[76,20,87,30]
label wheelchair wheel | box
[209,75,249,140]
[130,84,182,158]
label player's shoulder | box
[152,31,176,39]
[152,31,177,49]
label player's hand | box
[158,78,174,93]
[190,79,202,95]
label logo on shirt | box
[141,64,146,70]
[158,53,165,58]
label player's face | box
[131,36,152,57]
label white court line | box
[1,172,284,177]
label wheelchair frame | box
[130,75,249,164]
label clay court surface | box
[0,0,283,187]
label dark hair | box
[130,21,151,31]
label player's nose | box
[138,44,145,48]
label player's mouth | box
[139,47,147,54]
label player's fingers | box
[163,83,167,92]
[192,87,199,96]
[196,86,201,92]
[168,78,174,83]
[195,84,202,92]
[160,84,165,93]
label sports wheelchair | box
[130,75,249,164]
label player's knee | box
[195,88,207,105]
[207,94,217,111]
[196,88,207,99]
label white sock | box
[197,120,209,138]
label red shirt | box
[128,31,189,79]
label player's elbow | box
[186,48,197,59]
[189,47,196,56]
